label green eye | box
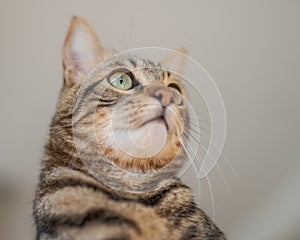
[109,72,133,90]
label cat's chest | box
[107,186,194,239]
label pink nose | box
[147,85,174,107]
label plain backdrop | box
[0,1,299,239]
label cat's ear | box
[63,17,105,85]
[161,48,187,77]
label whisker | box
[184,127,239,187]
[182,128,218,215]
[181,133,206,170]
[183,129,210,145]
[188,130,238,181]
[187,121,212,133]
[183,127,234,199]
[188,117,211,126]
[196,141,231,197]
[187,125,212,138]
[179,138,202,188]
[188,120,211,129]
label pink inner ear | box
[63,17,102,84]
[161,49,187,77]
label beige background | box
[0,0,299,239]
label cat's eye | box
[168,83,181,93]
[109,72,133,90]
[168,83,183,105]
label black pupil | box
[119,76,124,84]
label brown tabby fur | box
[33,17,226,240]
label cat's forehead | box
[105,56,164,83]
[107,55,161,69]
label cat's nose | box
[147,85,174,107]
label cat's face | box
[61,17,188,171]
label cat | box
[33,16,225,240]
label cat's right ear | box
[63,17,105,86]
[161,48,187,77]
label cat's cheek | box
[94,115,115,147]
[164,106,183,133]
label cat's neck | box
[44,122,186,193]
[80,154,185,193]
[43,141,185,194]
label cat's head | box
[56,17,188,172]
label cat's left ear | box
[161,48,187,77]
[63,17,106,85]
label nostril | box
[148,85,174,107]
[153,89,173,107]
[155,93,163,102]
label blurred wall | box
[0,0,299,239]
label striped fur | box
[33,17,225,239]
[34,167,224,240]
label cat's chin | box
[139,116,169,131]
[112,119,169,159]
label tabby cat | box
[33,17,225,240]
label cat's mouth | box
[139,115,169,131]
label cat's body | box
[33,17,225,240]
